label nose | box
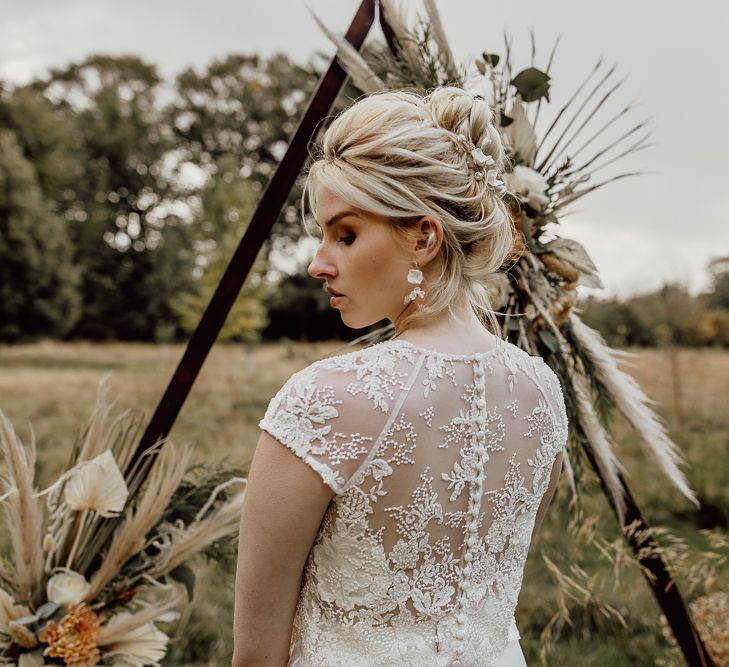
[307,243,337,280]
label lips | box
[326,286,345,297]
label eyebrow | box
[316,210,360,229]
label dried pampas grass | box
[149,487,245,578]
[309,9,386,94]
[571,370,628,518]
[0,411,43,601]
[76,374,116,463]
[568,314,698,506]
[422,0,458,80]
[379,0,421,64]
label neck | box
[393,298,496,353]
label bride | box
[232,86,567,666]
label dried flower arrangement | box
[0,377,245,666]
[313,0,697,521]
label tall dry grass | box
[0,340,727,666]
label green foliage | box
[0,86,83,206]
[169,53,320,254]
[579,277,729,349]
[171,156,268,342]
[510,67,552,103]
[0,130,81,341]
[32,56,196,341]
[0,52,326,343]
[706,256,729,310]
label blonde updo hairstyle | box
[303,86,515,337]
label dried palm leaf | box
[537,63,619,173]
[64,450,129,518]
[534,56,604,161]
[541,73,628,174]
[85,444,191,601]
[97,585,180,645]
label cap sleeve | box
[534,359,569,458]
[258,363,387,495]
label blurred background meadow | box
[1,0,728,664]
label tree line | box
[0,53,727,347]
[0,52,337,343]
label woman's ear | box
[415,216,442,263]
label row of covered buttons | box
[449,361,489,667]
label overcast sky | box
[2,0,727,298]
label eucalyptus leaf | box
[538,329,560,354]
[511,67,551,103]
[542,237,604,289]
[170,564,196,602]
[506,317,521,332]
[482,52,500,67]
[36,601,60,619]
[499,111,514,127]
[16,613,40,625]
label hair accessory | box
[404,262,426,305]
[453,133,507,195]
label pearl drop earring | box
[404,262,426,305]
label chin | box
[339,309,384,330]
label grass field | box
[0,341,727,666]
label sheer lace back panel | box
[259,338,568,667]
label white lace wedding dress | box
[259,337,568,666]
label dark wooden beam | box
[127,0,377,473]
[581,444,714,666]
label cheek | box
[355,237,405,296]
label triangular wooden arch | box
[127,1,712,664]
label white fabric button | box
[477,398,486,409]
[455,628,466,640]
[464,551,473,562]
[450,660,462,667]
[457,612,467,624]
[464,564,473,576]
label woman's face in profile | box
[308,186,413,329]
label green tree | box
[0,85,84,210]
[169,53,320,255]
[0,130,81,341]
[31,55,196,340]
[706,256,729,310]
[172,156,268,341]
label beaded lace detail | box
[259,338,568,666]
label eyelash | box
[337,235,355,245]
